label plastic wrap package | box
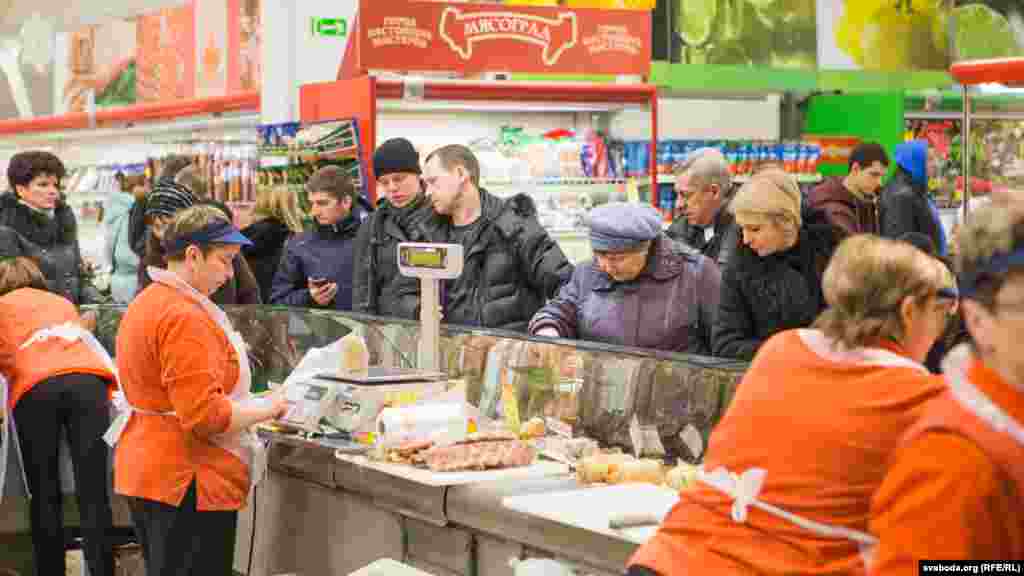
[476,340,569,426]
[577,356,744,463]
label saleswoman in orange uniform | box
[109,205,287,576]
[0,242,116,576]
[628,235,954,576]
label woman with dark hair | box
[0,150,100,304]
[0,250,116,576]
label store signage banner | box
[355,0,651,76]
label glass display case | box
[87,304,747,462]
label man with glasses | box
[666,147,738,269]
[352,138,441,318]
[809,141,890,236]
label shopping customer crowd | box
[0,136,1019,574]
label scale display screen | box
[400,245,447,269]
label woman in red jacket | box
[0,252,116,576]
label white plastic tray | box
[502,484,680,544]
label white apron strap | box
[149,266,266,493]
[797,329,927,374]
[698,466,878,571]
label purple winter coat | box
[528,235,721,355]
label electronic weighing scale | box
[397,242,464,372]
[272,244,465,440]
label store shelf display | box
[149,139,260,205]
[905,116,1024,208]
[257,119,367,210]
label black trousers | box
[13,373,115,576]
[128,480,238,576]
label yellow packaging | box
[501,367,521,434]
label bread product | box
[520,417,546,439]
[607,459,665,485]
[575,453,633,485]
[339,333,369,376]
[665,462,701,491]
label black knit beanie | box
[373,138,421,179]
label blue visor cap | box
[958,244,1024,298]
[162,220,254,255]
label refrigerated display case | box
[68,303,746,576]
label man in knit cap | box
[529,202,721,353]
[352,137,442,319]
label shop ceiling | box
[0,0,187,34]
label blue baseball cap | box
[162,219,253,255]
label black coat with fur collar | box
[0,192,98,304]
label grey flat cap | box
[587,202,663,252]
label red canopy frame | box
[948,58,1024,224]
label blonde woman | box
[712,169,844,360]
[241,185,305,303]
[630,235,953,576]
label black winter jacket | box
[879,170,945,254]
[0,193,99,305]
[352,197,441,320]
[712,209,843,360]
[665,200,738,269]
[440,189,573,332]
[241,217,292,304]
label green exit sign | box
[312,17,348,38]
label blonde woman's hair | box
[814,234,945,349]
[163,204,231,262]
[956,203,1024,310]
[730,168,802,240]
[253,185,305,233]
[0,256,49,296]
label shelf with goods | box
[905,98,1024,218]
[635,138,825,221]
[256,118,368,218]
[298,76,658,262]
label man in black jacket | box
[422,144,573,332]
[0,150,100,305]
[353,138,441,319]
[880,139,948,255]
[666,147,738,269]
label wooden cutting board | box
[502,484,680,545]
[335,452,570,487]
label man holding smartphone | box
[270,166,366,310]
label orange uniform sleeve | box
[869,432,1014,574]
[157,307,233,438]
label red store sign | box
[354,0,651,77]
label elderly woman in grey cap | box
[529,202,721,354]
